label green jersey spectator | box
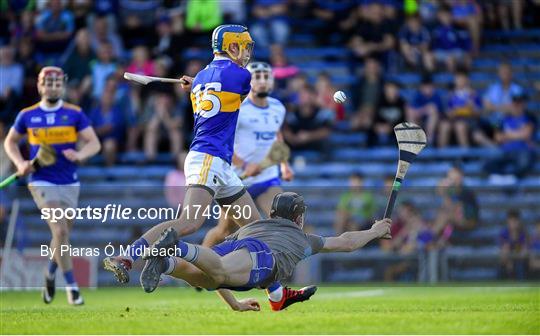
[334,173,377,234]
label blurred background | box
[0,0,539,286]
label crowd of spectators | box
[334,163,539,280]
[1,0,539,174]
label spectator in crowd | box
[474,62,523,147]
[499,210,528,280]
[0,46,24,131]
[485,91,536,180]
[175,59,204,151]
[126,45,155,76]
[431,5,471,72]
[164,152,187,209]
[184,0,222,48]
[349,2,395,66]
[369,81,407,147]
[10,9,36,45]
[283,85,333,155]
[90,79,125,166]
[220,0,246,24]
[118,0,160,49]
[399,14,434,72]
[71,0,92,30]
[62,29,95,102]
[382,201,434,282]
[91,41,118,100]
[281,71,308,112]
[529,221,540,277]
[16,37,40,106]
[334,172,377,235]
[34,0,75,59]
[418,0,439,29]
[438,70,481,147]
[450,0,482,55]
[312,0,356,46]
[153,15,185,73]
[350,57,384,131]
[434,164,479,241]
[500,0,524,30]
[315,72,345,121]
[250,0,289,49]
[142,59,183,161]
[407,74,444,145]
[270,45,300,93]
[89,14,125,60]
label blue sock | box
[129,238,149,261]
[63,270,76,286]
[267,282,281,293]
[266,281,283,301]
[176,240,199,262]
[47,261,58,279]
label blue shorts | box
[211,237,275,291]
[247,177,281,199]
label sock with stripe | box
[63,270,79,290]
[266,282,283,302]
[176,240,199,262]
[164,257,176,275]
[128,238,149,262]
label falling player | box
[140,192,392,311]
[3,66,101,305]
[103,25,313,310]
[201,61,310,310]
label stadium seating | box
[8,27,540,285]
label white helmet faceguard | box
[247,62,274,97]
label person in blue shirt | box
[499,210,528,280]
[4,66,101,305]
[439,69,481,147]
[474,62,524,147]
[398,14,434,71]
[431,6,472,72]
[34,0,75,58]
[89,81,125,167]
[485,91,536,178]
[407,74,444,144]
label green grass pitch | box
[1,285,538,334]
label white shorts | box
[28,180,80,209]
[184,151,244,200]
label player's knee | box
[52,225,69,240]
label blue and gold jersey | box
[12,100,91,184]
[189,56,251,164]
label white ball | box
[333,90,347,104]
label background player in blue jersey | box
[104,25,311,310]
[3,66,101,305]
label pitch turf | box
[1,285,538,334]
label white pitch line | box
[317,289,386,299]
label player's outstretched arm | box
[320,219,392,253]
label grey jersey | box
[227,218,325,282]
